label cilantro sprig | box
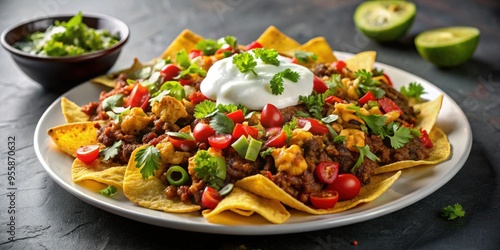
[441,203,465,220]
[253,48,280,66]
[193,150,226,190]
[294,50,318,64]
[355,69,386,98]
[134,145,161,179]
[101,140,123,162]
[400,82,426,101]
[351,145,380,173]
[232,52,257,75]
[270,68,300,95]
[99,185,118,197]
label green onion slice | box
[219,183,234,196]
[165,166,190,186]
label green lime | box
[415,26,480,67]
[354,1,416,42]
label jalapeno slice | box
[165,166,190,186]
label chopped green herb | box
[400,82,426,101]
[441,203,465,220]
[260,147,275,158]
[232,52,257,75]
[134,146,161,179]
[99,185,118,197]
[299,92,327,120]
[166,131,194,140]
[282,118,297,143]
[354,69,386,98]
[349,106,388,137]
[194,100,217,119]
[101,140,122,162]
[175,49,191,69]
[209,113,235,135]
[193,150,226,190]
[294,50,318,64]
[351,145,380,173]
[386,122,415,149]
[195,39,220,56]
[179,62,207,78]
[102,94,124,111]
[253,48,280,66]
[270,68,300,95]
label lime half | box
[354,1,416,42]
[415,26,480,67]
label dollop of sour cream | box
[200,52,314,110]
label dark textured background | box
[0,0,499,249]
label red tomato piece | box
[215,44,233,55]
[315,161,340,184]
[168,136,197,152]
[419,129,433,148]
[160,64,181,81]
[291,57,299,64]
[382,73,393,87]
[201,186,222,209]
[313,75,328,94]
[332,60,347,72]
[325,95,343,104]
[265,127,287,148]
[208,134,232,149]
[309,190,339,209]
[326,174,361,201]
[358,91,376,106]
[297,118,329,135]
[378,97,403,114]
[178,77,193,86]
[261,103,284,128]
[226,109,245,124]
[243,125,259,139]
[76,145,100,164]
[188,92,209,105]
[189,49,203,59]
[232,124,258,140]
[126,83,150,110]
[245,41,263,51]
[193,122,216,143]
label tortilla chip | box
[91,58,146,88]
[236,171,401,215]
[47,122,98,158]
[375,127,451,174]
[414,94,444,133]
[123,146,200,213]
[346,51,376,72]
[72,158,126,188]
[159,29,204,61]
[297,37,337,63]
[202,187,290,224]
[61,97,89,123]
[256,26,301,56]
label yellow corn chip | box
[61,97,89,123]
[236,171,401,215]
[346,51,376,72]
[257,26,301,56]
[296,37,337,63]
[202,187,290,224]
[123,146,200,213]
[72,158,126,188]
[374,127,450,174]
[47,122,98,158]
[414,94,444,133]
[159,29,204,61]
[91,58,146,88]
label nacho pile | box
[47,26,450,224]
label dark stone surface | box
[0,0,498,249]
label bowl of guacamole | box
[1,12,129,92]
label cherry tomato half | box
[313,75,328,94]
[126,83,150,110]
[245,41,263,51]
[76,145,100,164]
[193,122,216,143]
[326,174,361,201]
[315,161,340,184]
[358,91,376,106]
[297,118,329,135]
[226,109,245,124]
[201,186,222,209]
[168,136,197,152]
[208,134,232,149]
[265,127,287,148]
[160,64,181,81]
[261,103,284,128]
[332,60,347,72]
[309,190,339,209]
[189,49,203,59]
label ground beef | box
[225,148,262,182]
[367,135,429,165]
[380,84,418,124]
[279,105,307,123]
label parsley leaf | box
[282,118,297,143]
[134,146,161,179]
[270,68,300,95]
[179,62,207,78]
[222,35,237,50]
[299,92,327,120]
[102,94,124,111]
[355,69,386,98]
[194,100,218,119]
[216,103,239,113]
[232,52,257,75]
[441,203,465,220]
[349,106,388,137]
[294,50,318,64]
[195,39,220,56]
[175,49,191,69]
[101,140,122,162]
[386,122,415,149]
[99,185,117,197]
[325,74,343,90]
[209,113,235,134]
[193,150,226,189]
[351,145,380,173]
[372,67,384,76]
[253,48,280,66]
[400,82,426,101]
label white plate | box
[34,52,472,235]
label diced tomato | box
[265,127,287,148]
[326,174,361,201]
[193,122,216,143]
[260,103,284,128]
[263,170,273,179]
[358,91,376,106]
[160,64,181,81]
[332,60,347,72]
[226,109,245,124]
[168,136,197,152]
[291,57,299,64]
[76,145,100,164]
[201,186,222,209]
[315,161,339,184]
[378,97,403,114]
[208,134,232,149]
[232,124,258,140]
[215,44,233,56]
[188,92,209,105]
[383,73,393,87]
[313,75,328,94]
[189,49,203,59]
[309,190,339,209]
[325,95,343,104]
[178,77,193,86]
[419,129,433,148]
[126,83,150,110]
[245,41,263,51]
[297,118,329,135]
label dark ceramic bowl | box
[1,13,129,92]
